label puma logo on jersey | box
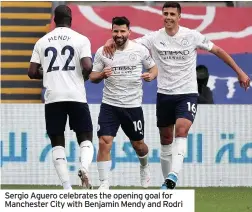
[160,41,166,46]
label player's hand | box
[102,67,113,79]
[102,39,116,58]
[141,72,155,82]
[237,70,250,91]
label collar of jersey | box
[115,40,133,52]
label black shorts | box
[45,102,93,135]
[97,103,144,141]
[156,93,198,127]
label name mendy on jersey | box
[112,66,137,75]
[158,50,190,60]
[48,35,71,42]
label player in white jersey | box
[103,2,250,189]
[89,17,158,189]
[28,5,94,190]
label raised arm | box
[209,45,250,90]
[195,31,250,90]
[103,32,156,57]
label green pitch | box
[1,185,252,212]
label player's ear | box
[128,29,131,36]
[178,13,181,21]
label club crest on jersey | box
[129,53,137,61]
[181,38,189,47]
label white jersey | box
[135,26,214,95]
[30,27,92,104]
[92,41,155,108]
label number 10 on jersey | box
[133,120,143,132]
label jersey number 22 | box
[45,45,75,72]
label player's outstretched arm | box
[102,33,153,57]
[141,65,158,82]
[81,57,93,81]
[210,45,250,90]
[28,62,43,79]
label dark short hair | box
[112,16,130,29]
[196,65,209,79]
[162,2,181,14]
[54,5,72,26]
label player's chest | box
[103,52,142,76]
[152,35,195,60]
[103,51,142,67]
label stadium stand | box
[1,1,52,103]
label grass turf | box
[1,185,252,212]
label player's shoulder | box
[66,28,91,45]
[94,46,106,60]
[95,46,104,54]
[70,29,90,41]
[179,26,200,36]
[34,31,52,47]
[34,28,63,45]
[179,26,192,32]
[131,41,149,52]
[148,28,164,38]
[177,26,202,44]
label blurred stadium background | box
[1,1,252,103]
[1,1,252,212]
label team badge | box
[129,53,137,61]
